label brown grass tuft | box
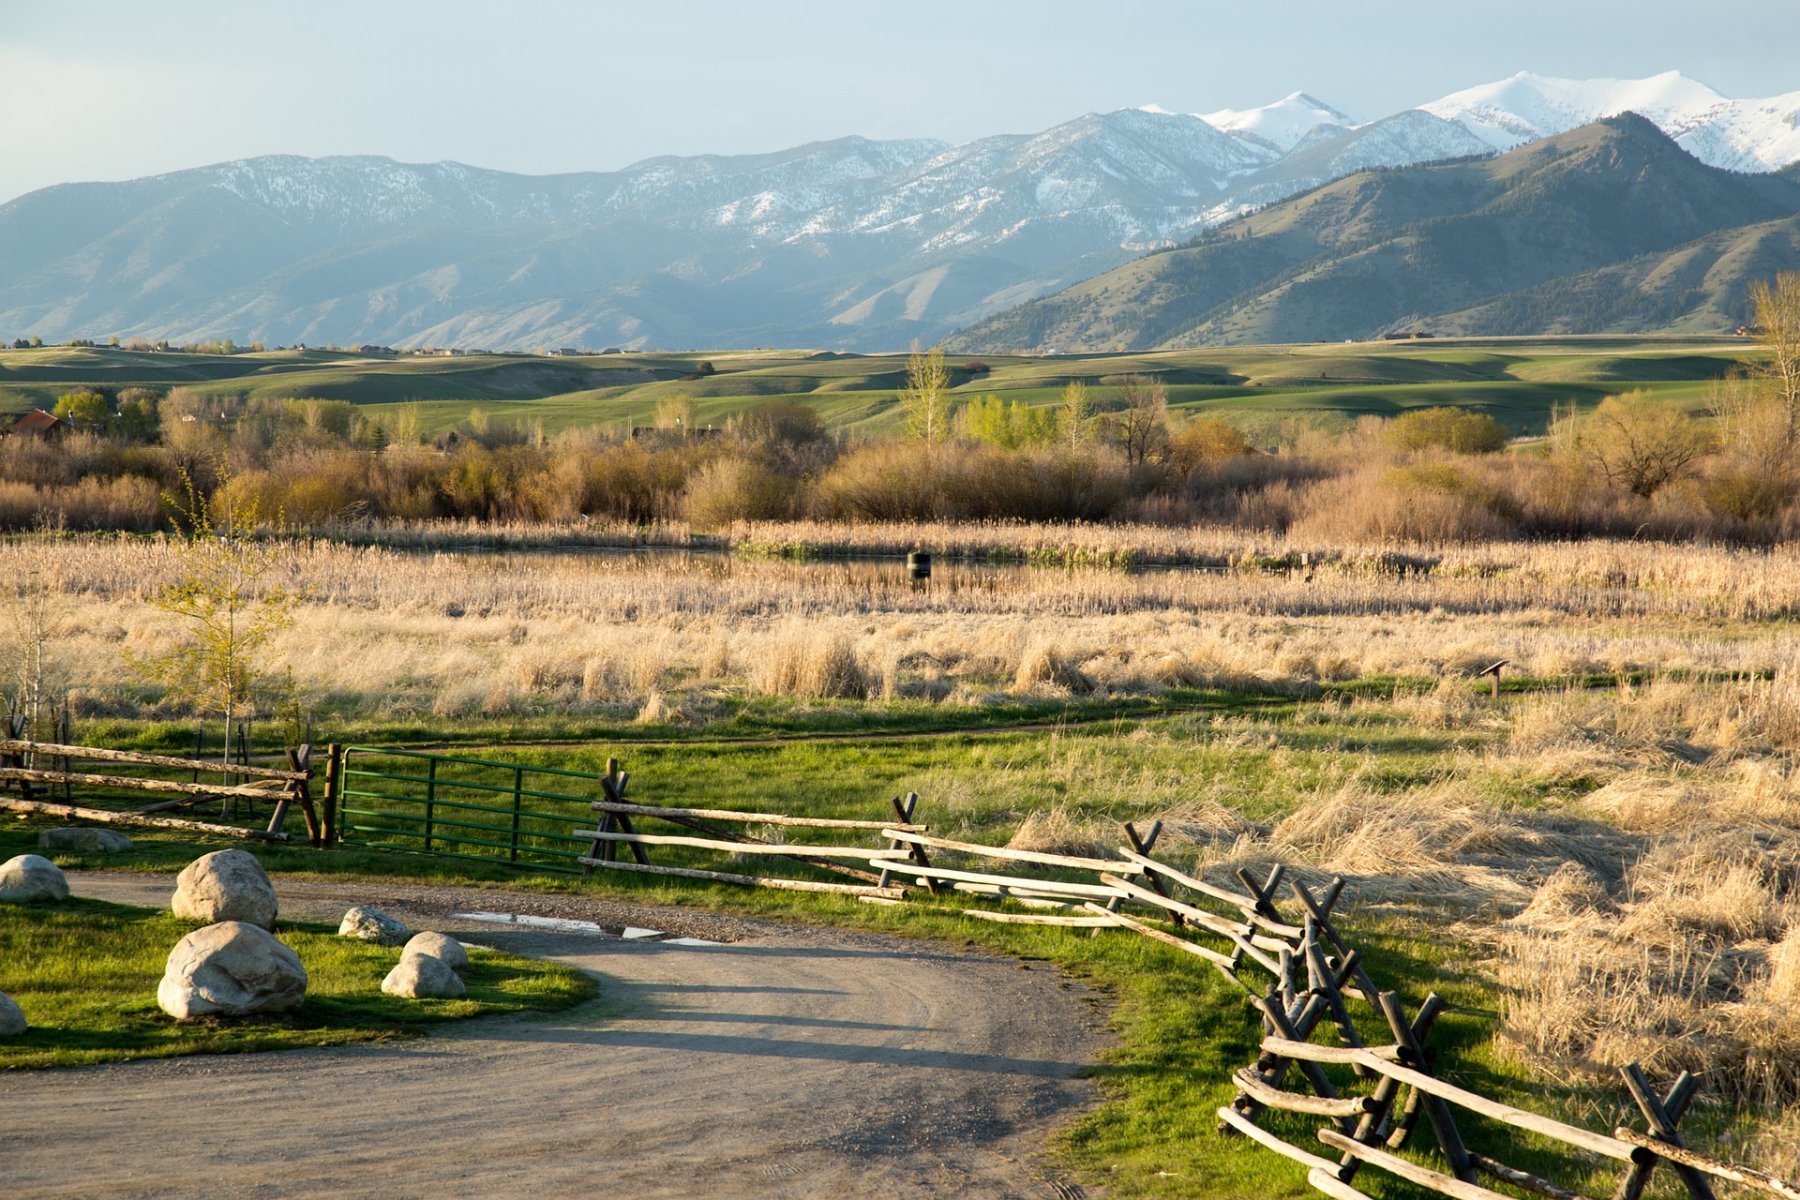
[752,628,868,700]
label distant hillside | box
[6,69,1799,354]
[948,116,1800,351]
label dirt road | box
[2,873,1109,1199]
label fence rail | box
[0,734,316,843]
[16,732,1790,1195]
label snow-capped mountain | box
[3,70,1797,352]
[1420,69,1800,171]
[1200,92,1357,153]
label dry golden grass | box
[10,529,1790,725]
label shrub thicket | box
[9,380,1800,544]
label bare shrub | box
[684,458,796,528]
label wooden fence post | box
[322,743,342,846]
[1617,1065,1712,1200]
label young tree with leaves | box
[126,469,293,769]
[1750,270,1800,447]
[900,345,952,445]
[1056,379,1093,449]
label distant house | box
[548,347,584,357]
[7,409,64,438]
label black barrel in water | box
[906,551,932,581]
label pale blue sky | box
[4,0,1796,201]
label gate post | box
[322,744,343,845]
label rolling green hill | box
[0,334,1756,441]
[947,116,1800,352]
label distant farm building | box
[6,410,65,438]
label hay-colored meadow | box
[9,523,1800,1174]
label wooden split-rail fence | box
[0,730,321,845]
[10,739,1793,1196]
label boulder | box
[403,931,469,973]
[382,951,466,999]
[0,992,26,1036]
[157,921,307,1020]
[0,854,69,904]
[338,906,412,946]
[171,849,277,929]
[38,827,133,854]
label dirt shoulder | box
[4,871,1111,1200]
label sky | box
[5,0,1798,202]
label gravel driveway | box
[2,872,1110,1199]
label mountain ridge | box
[947,115,1800,351]
[4,70,1799,350]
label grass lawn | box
[0,896,595,1069]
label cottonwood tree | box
[126,469,293,767]
[1750,271,1800,446]
[900,345,952,445]
[1057,379,1093,448]
[1110,374,1170,467]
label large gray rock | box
[157,921,307,1020]
[403,931,469,973]
[382,952,466,999]
[0,992,26,1036]
[338,906,412,946]
[171,849,277,929]
[38,827,133,854]
[0,854,69,904]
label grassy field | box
[0,335,1756,439]
[4,524,1799,1192]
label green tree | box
[53,390,111,431]
[113,388,161,441]
[962,396,1055,449]
[900,345,952,445]
[126,470,293,768]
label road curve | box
[2,873,1108,1199]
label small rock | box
[0,992,26,1036]
[157,921,307,1020]
[0,854,69,904]
[338,906,412,946]
[172,849,277,929]
[382,952,466,999]
[38,827,134,854]
[403,931,469,973]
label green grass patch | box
[0,897,595,1069]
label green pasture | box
[0,336,1756,439]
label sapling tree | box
[127,468,292,768]
[900,344,952,446]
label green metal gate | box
[333,746,604,873]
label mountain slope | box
[948,116,1800,351]
[6,71,1800,352]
